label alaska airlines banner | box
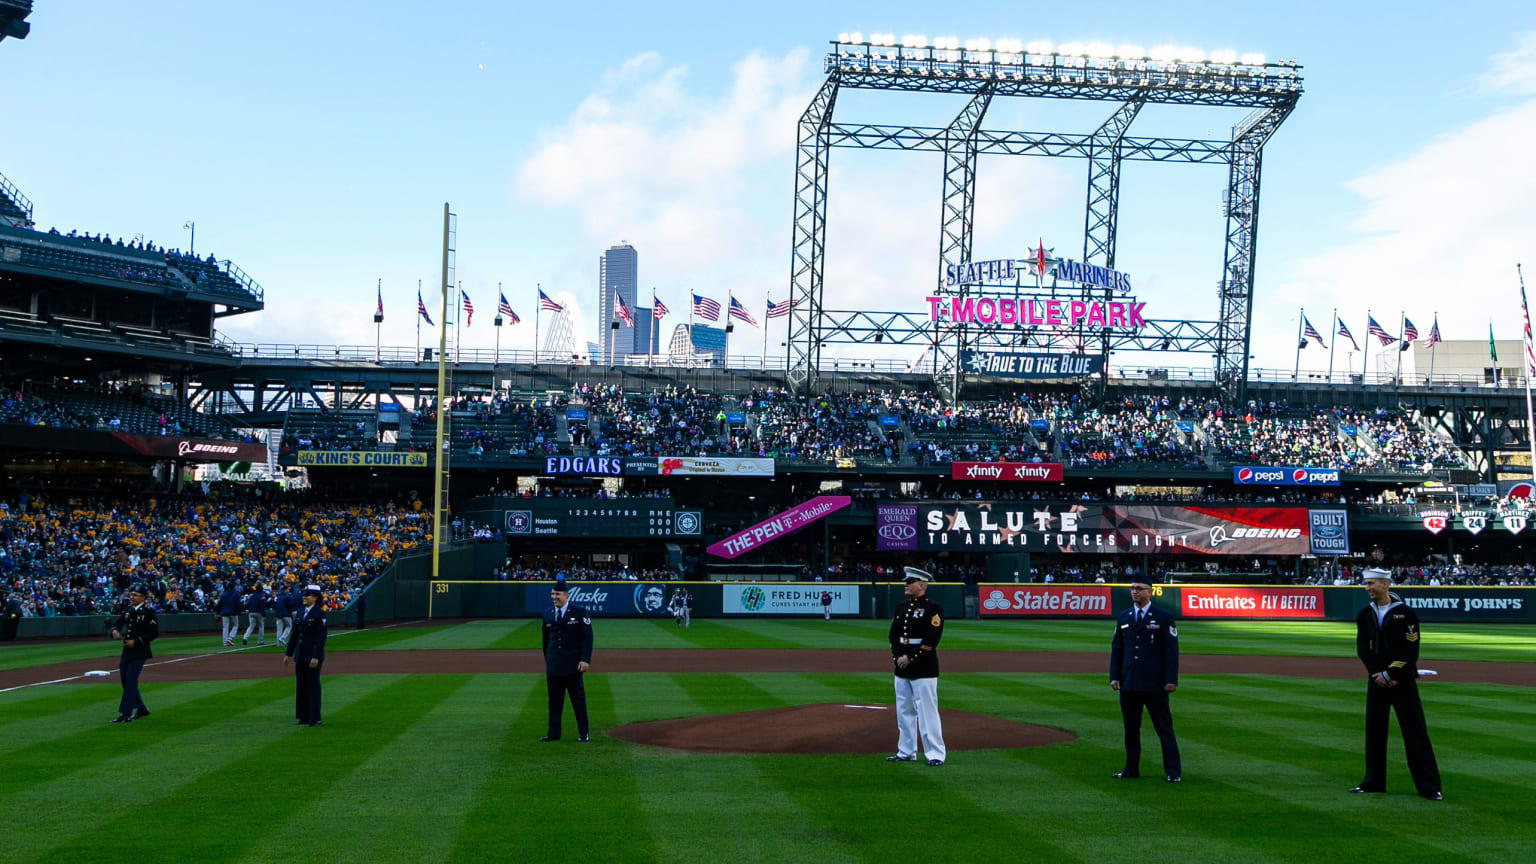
[876,503,1347,556]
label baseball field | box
[1,618,1532,864]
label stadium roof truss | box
[786,39,1302,404]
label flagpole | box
[455,281,462,366]
[375,278,382,364]
[416,279,422,362]
[1328,308,1338,385]
[724,292,732,369]
[1394,311,1405,388]
[688,294,694,369]
[1429,313,1438,386]
[494,282,502,369]
[1519,264,1535,485]
[1363,310,1371,383]
[762,296,770,371]
[1293,307,1304,382]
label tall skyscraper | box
[598,243,638,361]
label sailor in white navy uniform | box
[1110,581,1182,782]
[886,567,946,766]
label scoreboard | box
[503,501,703,538]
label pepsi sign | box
[1232,466,1341,487]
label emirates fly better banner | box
[875,503,1348,556]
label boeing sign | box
[1232,466,1341,487]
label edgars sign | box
[544,456,622,476]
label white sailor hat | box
[902,567,933,583]
[1362,568,1393,582]
[302,584,323,595]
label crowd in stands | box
[751,387,902,461]
[1,380,251,442]
[581,384,738,458]
[0,488,431,618]
[489,560,676,581]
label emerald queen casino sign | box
[931,242,1145,331]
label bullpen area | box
[1,618,1532,864]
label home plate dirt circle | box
[608,703,1075,755]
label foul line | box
[0,619,430,694]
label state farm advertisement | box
[978,585,1112,617]
[1181,587,1325,618]
[951,462,1064,482]
[878,502,1338,556]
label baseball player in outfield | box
[886,567,946,766]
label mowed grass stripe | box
[38,674,467,864]
[377,619,521,651]
[670,672,793,714]
[604,673,700,726]
[0,680,200,730]
[449,675,664,863]
[1,675,393,856]
[445,673,557,864]
[240,674,523,864]
[0,680,280,796]
[753,748,1081,863]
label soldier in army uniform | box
[541,580,594,742]
[886,567,946,766]
[1352,568,1442,800]
[1110,581,1181,782]
[109,584,158,723]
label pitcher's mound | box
[608,703,1075,754]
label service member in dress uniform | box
[886,567,946,766]
[1109,581,1181,782]
[541,580,593,742]
[1352,568,1442,800]
[110,584,158,723]
[282,584,328,727]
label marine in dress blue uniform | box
[541,580,594,742]
[1109,581,1181,781]
[110,584,158,723]
[1351,569,1442,800]
[282,584,328,726]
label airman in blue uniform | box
[282,584,327,726]
[1109,581,1181,782]
[541,580,593,742]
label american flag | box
[1366,315,1394,346]
[767,297,795,319]
[1301,315,1326,348]
[375,284,383,320]
[614,290,633,327]
[1522,281,1536,377]
[460,290,474,327]
[498,292,519,325]
[693,293,720,321]
[538,288,564,313]
[728,295,758,327]
[653,295,669,320]
[417,290,433,326]
[1421,318,1441,350]
[1336,319,1359,351]
[1400,317,1419,352]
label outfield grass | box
[1,619,1533,863]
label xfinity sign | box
[1233,466,1341,487]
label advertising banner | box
[1180,587,1325,619]
[707,496,851,559]
[296,450,428,467]
[1387,588,1532,623]
[625,457,775,477]
[878,502,1344,556]
[503,502,701,538]
[960,350,1104,379]
[566,408,588,421]
[951,462,1064,482]
[722,584,860,615]
[1307,509,1351,555]
[543,456,623,476]
[1231,466,1341,487]
[521,583,677,617]
[977,584,1112,617]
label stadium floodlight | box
[1240,52,1266,65]
[1209,49,1238,64]
[901,33,921,48]
[837,33,849,43]
[1149,44,1179,62]
[995,38,1023,53]
[1025,39,1053,54]
[848,31,863,43]
[1058,41,1085,55]
[1085,41,1114,57]
[1177,48,1206,63]
[1116,43,1145,59]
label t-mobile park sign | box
[707,496,851,559]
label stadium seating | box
[0,381,247,440]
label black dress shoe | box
[1111,771,1138,779]
[540,735,560,742]
[927,759,944,767]
[1421,792,1443,801]
[133,709,150,719]
[1165,775,1181,783]
[577,735,590,743]
[110,715,132,724]
[292,720,307,726]
[1349,786,1383,794]
[308,722,322,727]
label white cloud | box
[1263,86,1536,376]
[1480,31,1536,95]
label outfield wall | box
[423,581,1535,624]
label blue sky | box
[2,0,1534,375]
